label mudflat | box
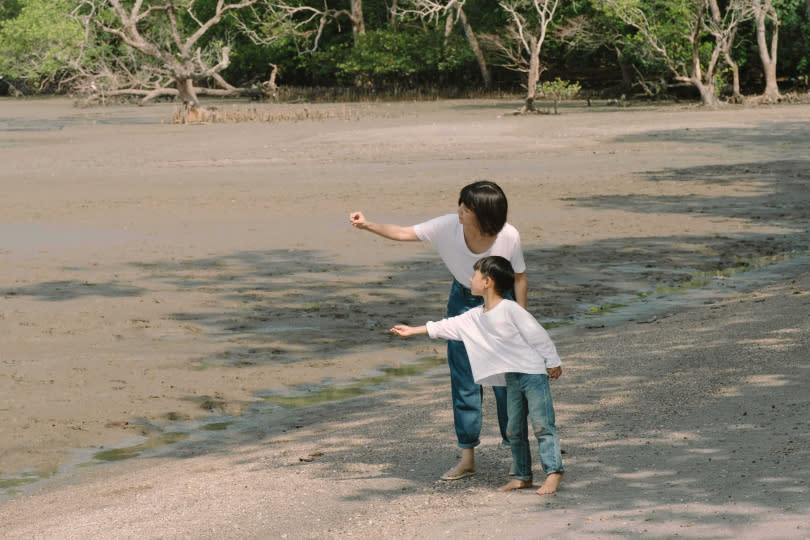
[0,97,808,538]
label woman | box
[349,180,527,481]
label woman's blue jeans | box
[446,279,510,448]
[505,372,564,481]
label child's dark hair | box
[458,181,508,236]
[474,256,515,295]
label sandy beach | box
[0,97,808,538]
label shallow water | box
[0,115,160,132]
[0,223,142,253]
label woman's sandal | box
[440,469,475,481]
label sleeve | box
[426,312,468,342]
[511,305,561,368]
[413,214,454,244]
[491,224,526,274]
[508,227,527,274]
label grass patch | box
[262,356,445,408]
[586,302,627,315]
[200,421,233,431]
[0,471,44,491]
[92,432,190,462]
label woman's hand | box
[547,366,562,379]
[349,211,368,229]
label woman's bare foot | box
[536,473,563,495]
[497,478,533,492]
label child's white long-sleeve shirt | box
[426,299,561,386]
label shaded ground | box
[1,263,807,539]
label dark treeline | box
[0,0,808,108]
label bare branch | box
[237,2,342,53]
[73,0,265,106]
[485,0,561,112]
[185,0,261,52]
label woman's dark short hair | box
[458,180,508,236]
[474,256,515,295]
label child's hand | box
[547,366,562,379]
[390,325,415,337]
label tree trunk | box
[523,36,540,113]
[456,6,491,88]
[707,0,742,103]
[616,47,633,92]
[724,51,743,102]
[687,7,722,107]
[443,11,454,51]
[723,26,743,103]
[176,77,199,107]
[695,79,721,106]
[753,1,781,101]
[351,0,366,41]
[390,0,398,33]
[761,58,779,99]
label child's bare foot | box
[536,473,563,495]
[497,478,533,492]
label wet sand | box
[0,97,808,537]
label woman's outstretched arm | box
[349,211,419,241]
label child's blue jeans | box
[446,279,510,448]
[505,372,564,480]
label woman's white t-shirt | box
[413,214,526,285]
[426,299,561,386]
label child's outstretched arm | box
[390,324,427,337]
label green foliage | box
[466,0,514,32]
[301,42,353,86]
[358,0,393,30]
[714,70,728,96]
[334,29,477,88]
[0,0,23,20]
[0,0,84,88]
[538,78,581,113]
[774,0,810,78]
[600,0,698,69]
[222,40,279,84]
[538,77,581,98]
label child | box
[390,256,564,495]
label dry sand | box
[0,97,808,538]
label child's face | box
[470,270,488,296]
